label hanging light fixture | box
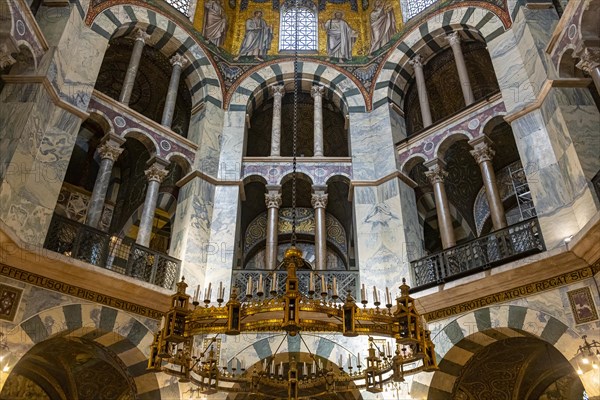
[146,1,437,398]
[576,335,600,374]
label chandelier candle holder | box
[148,247,438,399]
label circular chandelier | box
[147,1,437,397]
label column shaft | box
[409,55,433,128]
[270,85,285,156]
[312,86,324,157]
[119,30,150,105]
[425,160,455,249]
[86,138,124,228]
[265,187,282,269]
[136,161,169,247]
[447,32,475,105]
[161,54,188,128]
[311,190,328,270]
[469,137,507,231]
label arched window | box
[400,0,436,22]
[165,0,191,16]
[279,0,318,52]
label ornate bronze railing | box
[231,268,360,301]
[411,218,545,290]
[44,214,180,289]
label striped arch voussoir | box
[12,304,179,399]
[412,305,580,398]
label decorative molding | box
[0,263,163,319]
[0,284,22,322]
[568,286,599,324]
[424,265,598,321]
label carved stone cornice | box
[311,193,328,209]
[265,192,282,209]
[311,85,324,98]
[145,164,169,183]
[170,54,188,69]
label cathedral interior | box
[0,0,599,398]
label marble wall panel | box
[0,84,81,245]
[169,176,216,291]
[354,178,423,290]
[195,106,228,177]
[218,111,245,180]
[349,107,397,181]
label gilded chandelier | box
[147,247,437,399]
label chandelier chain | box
[291,0,300,246]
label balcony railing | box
[231,269,359,301]
[44,214,180,290]
[411,218,545,290]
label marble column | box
[119,29,150,105]
[409,54,433,128]
[469,137,507,231]
[447,32,475,106]
[311,85,325,157]
[264,185,282,270]
[270,85,285,157]
[311,187,328,270]
[85,133,125,229]
[576,46,600,93]
[424,159,456,249]
[136,159,169,247]
[161,54,188,128]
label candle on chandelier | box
[257,274,264,294]
[357,352,361,367]
[332,276,338,297]
[387,342,392,357]
[361,284,367,303]
[270,273,278,293]
[385,286,392,305]
[193,284,200,303]
[279,361,284,376]
[338,354,343,368]
[218,281,225,300]
[321,275,327,294]
[270,360,275,375]
[303,361,308,377]
[309,272,315,292]
[246,278,253,296]
[205,282,212,302]
[312,359,316,375]
[348,353,352,368]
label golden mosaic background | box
[193,0,404,57]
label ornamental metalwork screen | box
[165,0,191,16]
[400,0,436,21]
[280,3,318,51]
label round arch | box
[89,5,222,108]
[227,60,367,114]
[410,305,582,398]
[2,304,174,399]
[372,4,508,110]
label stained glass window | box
[400,0,437,21]
[165,0,191,16]
[280,2,318,51]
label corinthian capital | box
[424,159,448,185]
[470,145,495,164]
[145,163,169,183]
[170,54,188,68]
[311,193,328,209]
[576,46,600,73]
[311,85,324,99]
[446,32,461,47]
[97,142,124,162]
[409,54,424,68]
[133,28,151,43]
[270,85,285,97]
[265,192,282,209]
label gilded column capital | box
[97,142,124,162]
[446,32,461,48]
[311,85,324,98]
[265,192,282,209]
[133,29,151,43]
[424,159,448,185]
[409,54,424,69]
[576,46,600,73]
[145,163,169,183]
[270,84,285,97]
[311,193,328,209]
[170,54,188,68]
